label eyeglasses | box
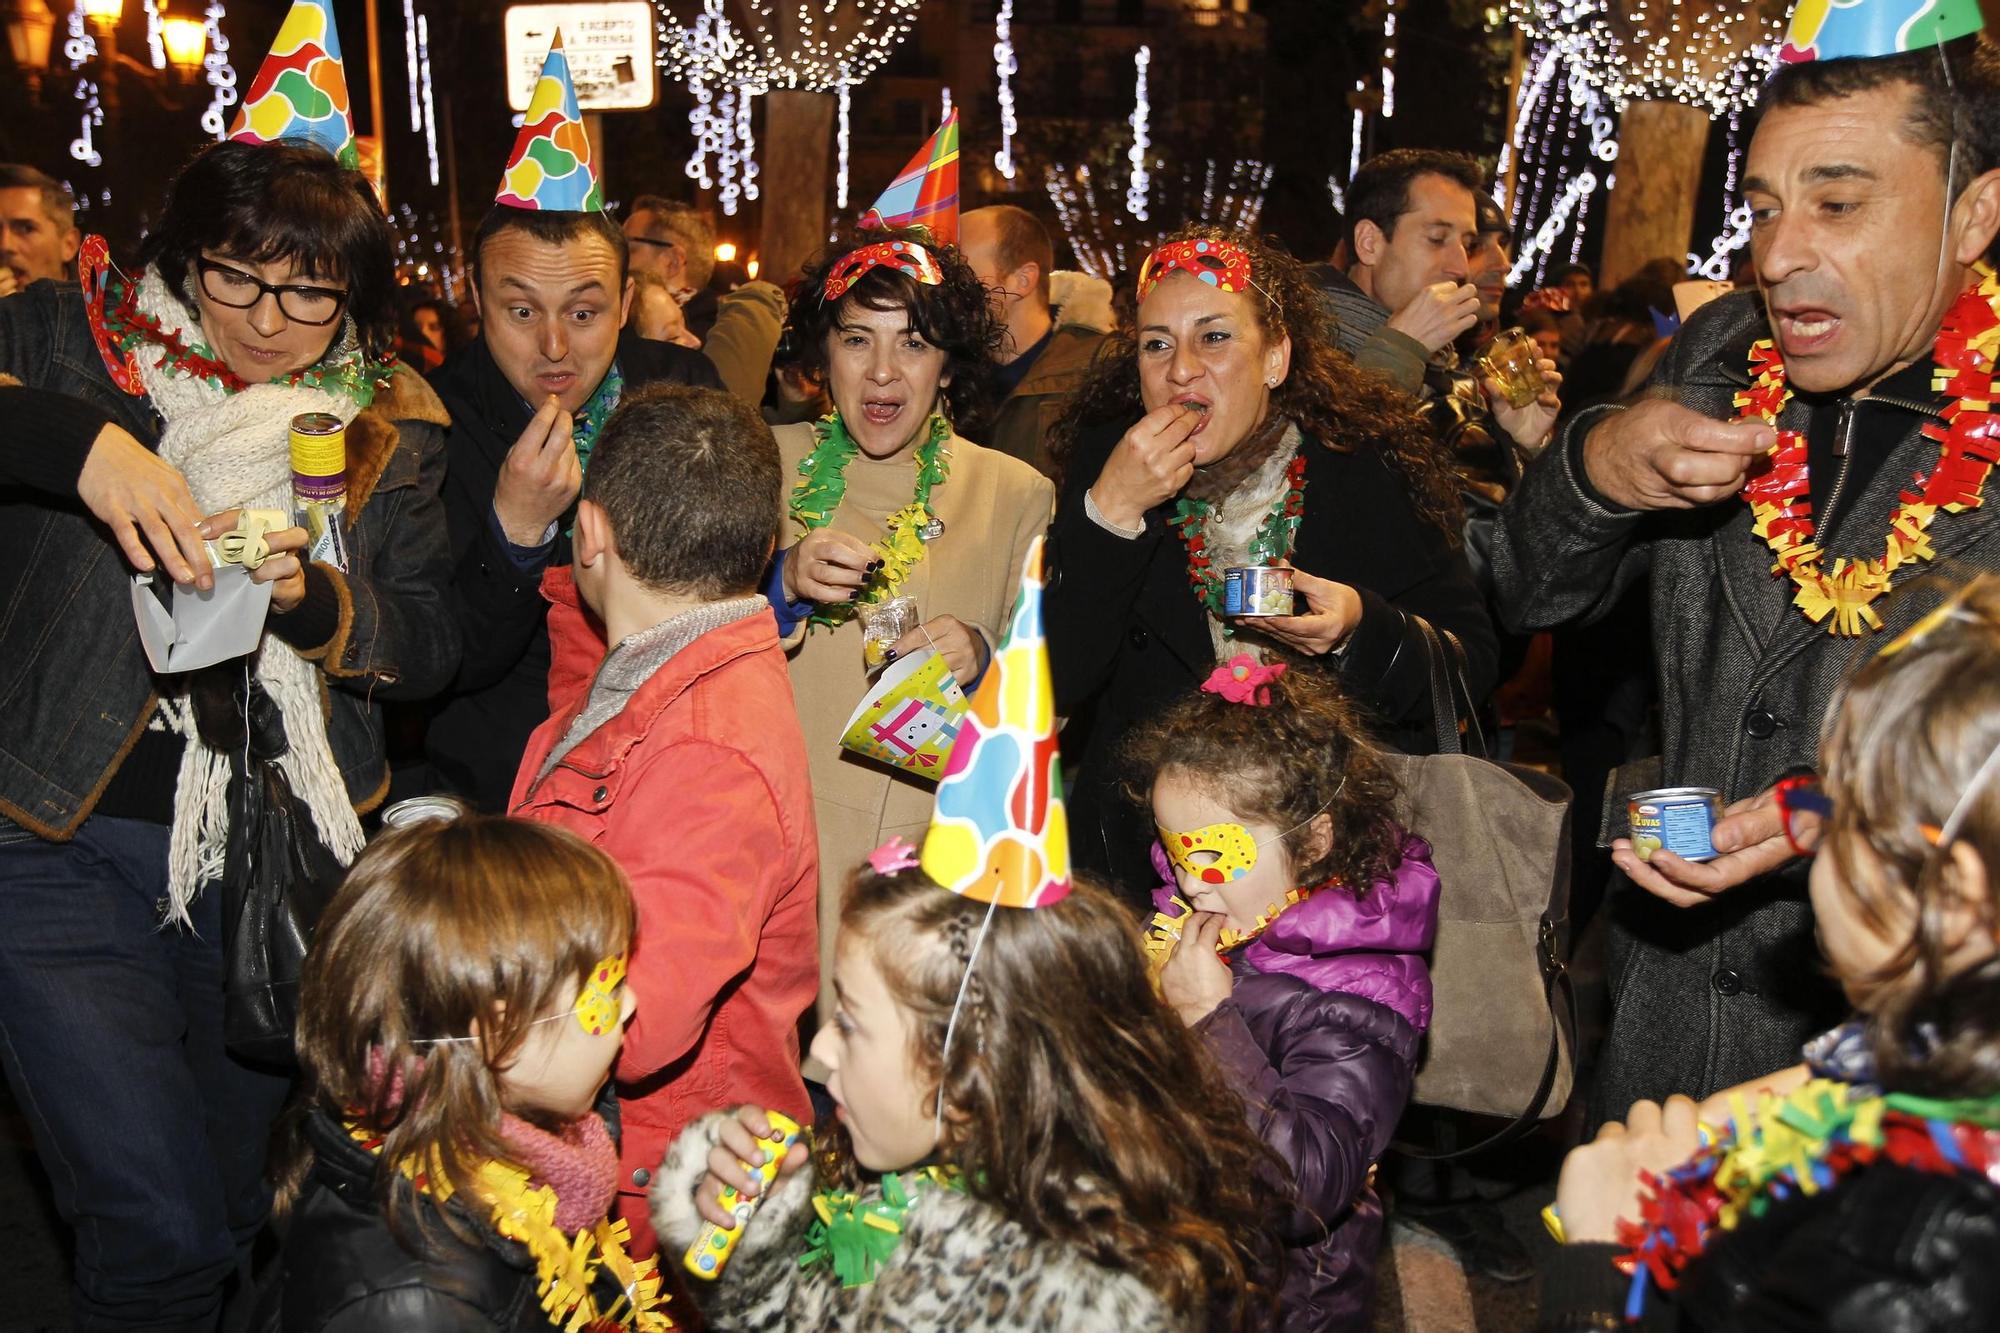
[626,235,682,255]
[1775,775,1833,858]
[196,258,349,327]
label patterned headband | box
[822,239,945,303]
[1136,237,1258,302]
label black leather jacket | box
[258,1110,636,1332]
[0,281,460,839]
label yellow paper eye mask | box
[1160,822,1260,885]
[574,953,628,1037]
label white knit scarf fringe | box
[135,270,367,925]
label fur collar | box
[346,364,449,513]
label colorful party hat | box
[1781,0,1986,64]
[859,110,960,245]
[495,34,603,212]
[919,537,1071,908]
[227,0,358,167]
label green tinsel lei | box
[787,411,952,629]
[799,1166,966,1289]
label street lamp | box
[161,10,207,76]
[3,0,56,91]
[79,0,124,30]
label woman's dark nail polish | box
[884,648,899,663]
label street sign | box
[504,3,657,113]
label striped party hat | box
[496,34,602,212]
[228,0,358,167]
[918,536,1071,909]
[859,110,960,246]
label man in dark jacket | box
[1492,30,2000,1123]
[959,204,1106,477]
[423,205,719,810]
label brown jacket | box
[772,422,1053,1021]
[978,321,1109,477]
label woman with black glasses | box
[0,138,458,1326]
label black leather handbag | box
[199,672,344,1066]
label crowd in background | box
[3,6,2000,1332]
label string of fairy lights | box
[993,0,1017,180]
[46,0,1791,295]
[1500,1,1786,286]
[1048,156,1274,281]
[654,0,925,216]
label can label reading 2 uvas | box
[1627,786,1722,863]
[1222,566,1294,618]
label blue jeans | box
[0,816,292,1331]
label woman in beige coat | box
[770,231,1053,1020]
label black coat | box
[1046,420,1497,903]
[259,1110,635,1332]
[421,330,720,810]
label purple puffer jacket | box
[1154,831,1439,1333]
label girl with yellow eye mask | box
[274,808,671,1330]
[1124,656,1441,1330]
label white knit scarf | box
[135,270,368,923]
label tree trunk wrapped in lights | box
[1505,0,1789,287]
[654,0,924,283]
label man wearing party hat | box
[1494,0,2000,1124]
[419,34,719,811]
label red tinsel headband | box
[822,239,945,302]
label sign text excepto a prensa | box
[503,2,658,113]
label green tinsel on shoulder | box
[799,1166,966,1288]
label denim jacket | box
[0,281,461,840]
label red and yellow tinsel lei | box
[1736,262,2000,636]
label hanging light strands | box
[1049,156,1274,281]
[403,0,421,131]
[654,0,925,93]
[1507,0,1784,115]
[1126,44,1151,221]
[992,0,1017,180]
[65,7,104,171]
[1381,0,1398,118]
[835,65,851,209]
[417,13,439,187]
[197,1,238,140]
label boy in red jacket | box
[510,384,818,1258]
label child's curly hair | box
[818,869,1282,1329]
[1121,660,1405,893]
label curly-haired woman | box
[1046,227,1496,898]
[768,231,1053,1021]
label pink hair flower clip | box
[1202,654,1286,706]
[868,836,922,875]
